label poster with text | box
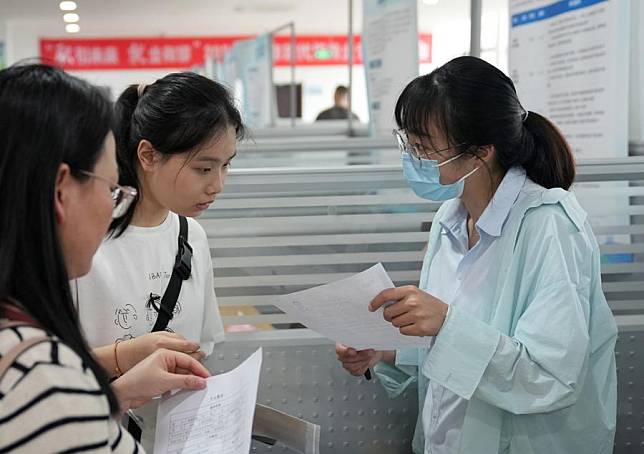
[362,0,419,136]
[629,0,643,143]
[222,34,274,128]
[510,0,630,158]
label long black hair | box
[111,72,245,237]
[395,56,575,190]
[0,64,119,413]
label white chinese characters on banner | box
[40,35,431,71]
[126,43,193,67]
[362,0,420,136]
[48,43,120,67]
[509,0,630,158]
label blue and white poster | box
[362,0,419,136]
[220,34,274,128]
[510,0,630,158]
[629,0,644,143]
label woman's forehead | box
[407,126,445,144]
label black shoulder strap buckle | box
[150,215,192,333]
[174,233,193,281]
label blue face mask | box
[402,152,479,201]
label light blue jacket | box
[374,178,617,454]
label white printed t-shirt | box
[76,212,224,352]
[75,212,225,451]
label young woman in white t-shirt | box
[75,72,245,448]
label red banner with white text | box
[40,34,431,70]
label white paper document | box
[154,348,263,454]
[274,263,427,350]
[252,404,320,454]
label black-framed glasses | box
[393,129,467,166]
[77,170,137,219]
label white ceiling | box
[0,0,479,36]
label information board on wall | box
[362,0,419,136]
[630,0,644,143]
[221,34,274,129]
[509,0,630,158]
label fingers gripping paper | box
[154,348,262,454]
[274,263,428,350]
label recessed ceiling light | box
[233,0,295,13]
[59,1,77,11]
[65,23,80,33]
[63,13,79,23]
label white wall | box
[6,18,56,65]
[3,0,508,126]
[5,16,372,123]
[4,0,641,146]
[481,0,510,73]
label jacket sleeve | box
[422,206,594,414]
[374,348,421,398]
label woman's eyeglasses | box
[393,129,467,168]
[77,170,137,219]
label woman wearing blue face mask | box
[336,56,617,454]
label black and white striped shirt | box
[0,325,141,453]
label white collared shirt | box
[422,167,527,454]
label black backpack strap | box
[128,216,192,440]
[126,417,143,443]
[151,215,192,333]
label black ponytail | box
[111,73,245,237]
[517,111,575,190]
[112,85,140,236]
[395,56,575,190]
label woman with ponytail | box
[75,72,245,450]
[336,56,616,454]
[0,64,210,452]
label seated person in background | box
[315,85,360,121]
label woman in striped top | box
[0,63,211,452]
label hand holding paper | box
[154,348,262,454]
[274,263,428,350]
[335,343,384,376]
[370,285,449,337]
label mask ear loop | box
[457,165,482,182]
[435,142,477,168]
[435,146,483,182]
[435,152,464,168]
